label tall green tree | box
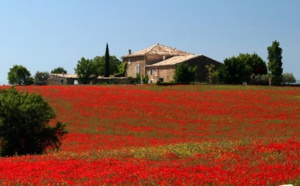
[74,57,96,84]
[116,62,127,77]
[104,43,110,77]
[7,65,32,85]
[0,87,67,156]
[34,71,50,85]
[92,55,121,76]
[173,63,197,84]
[237,53,267,75]
[219,53,266,84]
[218,56,252,84]
[51,67,67,74]
[109,56,122,75]
[92,56,105,77]
[267,40,283,85]
[74,55,121,84]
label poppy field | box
[0,85,299,185]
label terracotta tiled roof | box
[122,44,191,57]
[146,55,199,67]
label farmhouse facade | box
[122,44,222,83]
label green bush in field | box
[0,87,67,157]
[174,63,197,84]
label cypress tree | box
[104,43,110,77]
[267,40,283,85]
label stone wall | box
[94,77,131,84]
[147,66,176,83]
[124,56,145,78]
[146,55,222,83]
[145,55,172,65]
[48,74,68,85]
[185,55,222,82]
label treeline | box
[6,44,125,85]
[4,41,297,86]
[165,40,296,85]
[205,40,296,85]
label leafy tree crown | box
[7,65,32,85]
[0,87,67,156]
[51,67,67,74]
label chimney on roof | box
[128,49,131,55]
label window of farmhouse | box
[135,64,140,74]
[150,69,153,75]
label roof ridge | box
[122,43,191,58]
[144,43,160,55]
[145,43,191,56]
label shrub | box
[0,87,67,156]
[282,73,296,84]
[127,76,137,84]
[250,74,269,85]
[142,74,149,84]
[135,73,141,84]
[173,63,197,84]
[206,64,220,84]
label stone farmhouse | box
[122,44,222,83]
[48,44,222,85]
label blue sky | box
[1,0,299,84]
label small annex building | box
[122,44,222,83]
[48,74,130,85]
